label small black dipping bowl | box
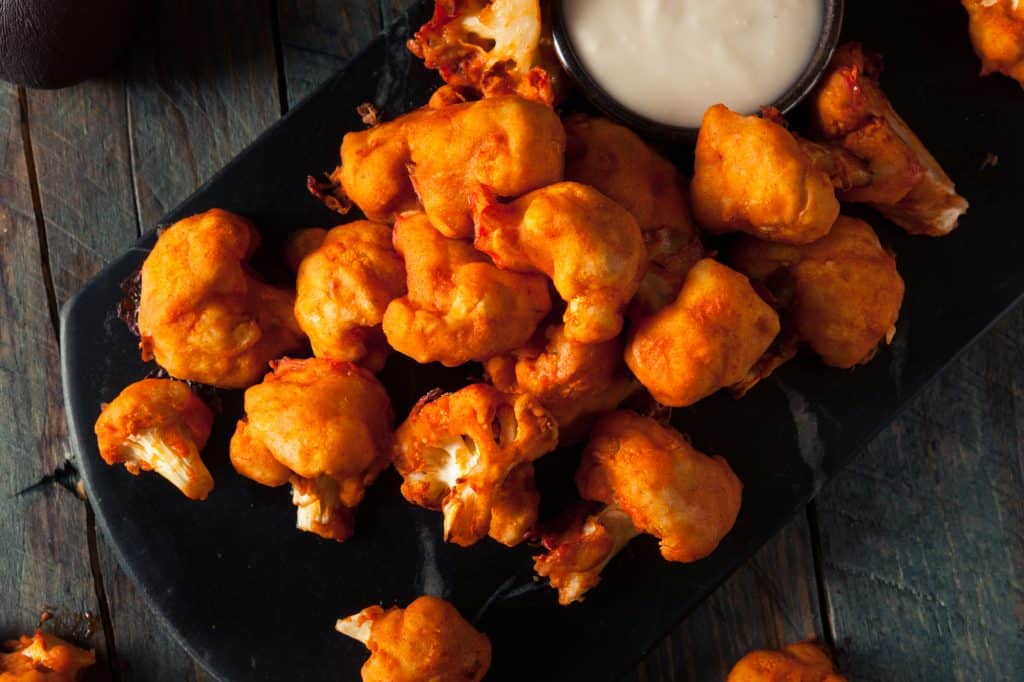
[551,0,846,144]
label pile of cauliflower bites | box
[91,0,980,677]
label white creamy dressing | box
[564,0,824,128]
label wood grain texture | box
[623,516,824,682]
[0,81,107,660]
[815,303,1024,681]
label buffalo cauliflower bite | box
[336,596,491,682]
[727,641,846,682]
[484,323,638,443]
[408,0,559,105]
[382,212,551,367]
[331,95,566,239]
[94,378,215,500]
[393,384,558,546]
[1,631,96,681]
[535,411,743,605]
[809,43,969,236]
[137,209,307,389]
[691,104,840,245]
[731,216,905,373]
[294,221,406,371]
[474,182,647,344]
[229,358,393,542]
[564,114,703,316]
[963,0,1024,86]
[626,259,781,407]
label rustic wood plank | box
[622,515,824,681]
[0,81,109,664]
[814,303,1024,680]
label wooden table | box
[2,2,1021,680]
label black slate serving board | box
[61,1,1024,680]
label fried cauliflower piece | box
[485,323,638,443]
[810,43,969,236]
[294,221,406,371]
[474,182,646,343]
[393,384,558,547]
[727,641,846,682]
[963,0,1024,86]
[732,216,905,373]
[1,631,96,681]
[408,0,559,105]
[691,104,840,245]
[625,259,780,407]
[94,378,215,500]
[382,213,550,367]
[564,114,703,316]
[535,411,742,604]
[330,95,565,239]
[336,596,491,682]
[229,358,393,542]
[138,209,306,389]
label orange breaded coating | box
[393,384,558,546]
[294,221,406,371]
[536,411,742,604]
[485,323,637,443]
[408,0,560,105]
[335,95,565,238]
[474,182,646,343]
[229,358,393,542]
[336,596,491,682]
[810,43,969,236]
[727,641,846,682]
[138,209,306,389]
[691,104,840,245]
[626,259,780,407]
[382,213,550,367]
[564,114,703,316]
[94,378,214,500]
[963,0,1024,86]
[1,631,96,682]
[732,216,905,370]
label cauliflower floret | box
[336,596,491,682]
[626,259,780,407]
[382,213,551,367]
[473,182,647,344]
[1,631,96,681]
[731,216,905,376]
[484,323,638,444]
[327,95,565,239]
[294,220,406,371]
[727,640,846,682]
[691,104,840,245]
[137,209,307,389]
[229,358,394,542]
[94,378,215,500]
[393,384,558,546]
[963,0,1024,86]
[564,114,703,317]
[809,43,968,236]
[534,411,742,604]
[408,0,560,105]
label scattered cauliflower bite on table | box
[962,0,1024,87]
[336,596,491,682]
[0,631,95,682]
[726,640,846,682]
[94,378,215,500]
[535,411,742,605]
[292,220,406,371]
[393,384,558,547]
[137,208,307,390]
[229,357,393,542]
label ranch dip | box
[563,0,825,128]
